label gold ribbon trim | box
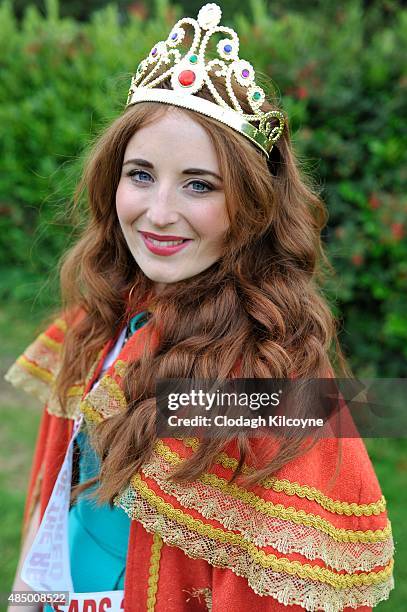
[127,473,393,590]
[180,437,386,516]
[147,532,163,611]
[154,440,390,544]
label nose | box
[145,185,179,227]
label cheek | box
[116,181,140,224]
[191,200,229,240]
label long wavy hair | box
[55,70,351,504]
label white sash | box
[21,414,125,610]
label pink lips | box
[139,231,192,257]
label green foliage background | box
[1,0,406,375]
[0,1,406,607]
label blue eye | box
[129,170,152,183]
[188,180,212,193]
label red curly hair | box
[53,72,350,503]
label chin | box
[140,266,185,285]
[136,259,214,285]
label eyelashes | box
[126,169,214,194]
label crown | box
[126,3,285,157]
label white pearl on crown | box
[197,3,222,30]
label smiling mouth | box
[140,231,191,243]
[148,237,186,246]
[139,231,192,256]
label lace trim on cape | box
[135,443,393,573]
[115,474,394,612]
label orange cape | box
[5,310,394,611]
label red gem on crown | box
[178,70,196,87]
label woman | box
[6,3,394,611]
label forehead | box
[123,108,219,169]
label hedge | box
[0,0,405,375]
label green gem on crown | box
[252,91,261,101]
[189,54,198,64]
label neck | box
[153,282,167,295]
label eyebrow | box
[122,158,223,182]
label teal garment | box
[43,433,129,612]
[68,311,150,592]
[46,312,150,607]
[43,432,130,612]
[68,429,130,592]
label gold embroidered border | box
[116,483,394,610]
[141,451,393,574]
[114,360,127,378]
[98,375,127,410]
[4,362,50,403]
[44,351,105,421]
[38,333,63,352]
[180,437,386,517]
[80,398,104,424]
[129,473,393,589]
[81,376,127,421]
[46,394,80,420]
[5,356,85,419]
[153,441,390,544]
[15,356,54,384]
[146,533,163,611]
[79,350,115,424]
[54,317,68,332]
[11,357,82,398]
[67,385,84,398]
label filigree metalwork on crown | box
[126,3,285,157]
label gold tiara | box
[126,2,285,157]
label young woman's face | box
[116,109,229,290]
